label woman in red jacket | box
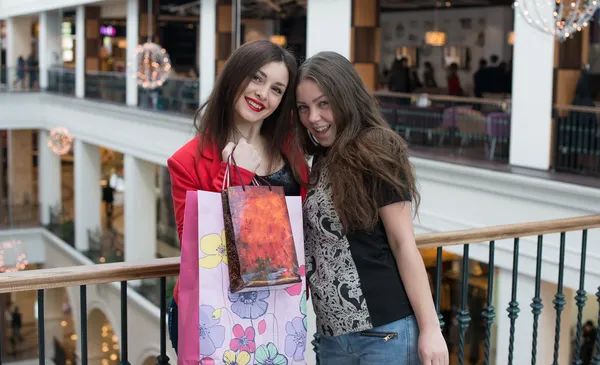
[166,40,309,353]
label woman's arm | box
[380,201,448,365]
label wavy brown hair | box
[295,51,420,231]
[194,40,302,176]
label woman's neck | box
[232,115,263,145]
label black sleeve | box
[377,175,412,208]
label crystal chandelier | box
[513,0,599,41]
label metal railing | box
[553,104,600,177]
[47,67,76,96]
[0,66,40,92]
[138,77,199,115]
[85,71,127,104]
[374,91,511,163]
[0,215,598,365]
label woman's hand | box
[222,138,261,173]
[418,325,449,365]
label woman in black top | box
[295,52,448,365]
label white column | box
[494,268,573,365]
[5,16,33,88]
[38,130,62,225]
[74,140,101,251]
[124,155,157,262]
[306,0,351,59]
[509,7,555,170]
[39,11,62,90]
[126,0,139,106]
[75,5,85,98]
[199,0,216,104]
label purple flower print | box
[200,305,225,356]
[284,317,306,361]
[228,289,270,319]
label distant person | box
[11,306,23,342]
[447,63,462,96]
[473,58,488,97]
[423,61,438,88]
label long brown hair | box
[295,51,420,230]
[195,40,300,175]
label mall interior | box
[0,0,599,365]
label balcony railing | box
[374,91,511,164]
[0,215,599,365]
[0,202,40,229]
[47,67,76,96]
[553,104,600,177]
[0,67,40,92]
[85,71,126,105]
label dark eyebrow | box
[257,70,287,89]
[313,94,325,102]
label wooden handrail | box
[553,104,600,114]
[373,90,511,106]
[0,257,179,294]
[1,215,599,293]
[417,214,600,249]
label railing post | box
[38,289,45,365]
[156,277,170,365]
[572,230,588,365]
[120,281,130,365]
[592,286,600,364]
[81,286,88,365]
[530,235,544,365]
[435,247,445,330]
[507,238,520,365]
[552,232,567,365]
[483,241,496,365]
[457,244,471,365]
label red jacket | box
[167,135,309,303]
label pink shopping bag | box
[178,190,200,364]
[178,190,307,365]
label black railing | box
[138,77,199,115]
[0,258,179,365]
[0,216,599,365]
[553,104,600,177]
[374,91,511,164]
[85,71,127,105]
[47,68,76,96]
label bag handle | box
[222,145,273,192]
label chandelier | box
[47,127,74,156]
[513,0,599,41]
[425,31,447,46]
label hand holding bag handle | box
[222,146,272,191]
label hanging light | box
[0,240,28,272]
[270,35,287,46]
[513,0,599,41]
[425,31,447,46]
[507,31,515,45]
[47,127,74,156]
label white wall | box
[380,6,514,94]
[0,0,103,19]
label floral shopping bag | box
[198,191,307,365]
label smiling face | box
[296,79,337,147]
[233,61,289,124]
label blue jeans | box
[319,315,421,365]
[168,297,178,354]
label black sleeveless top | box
[258,159,300,196]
